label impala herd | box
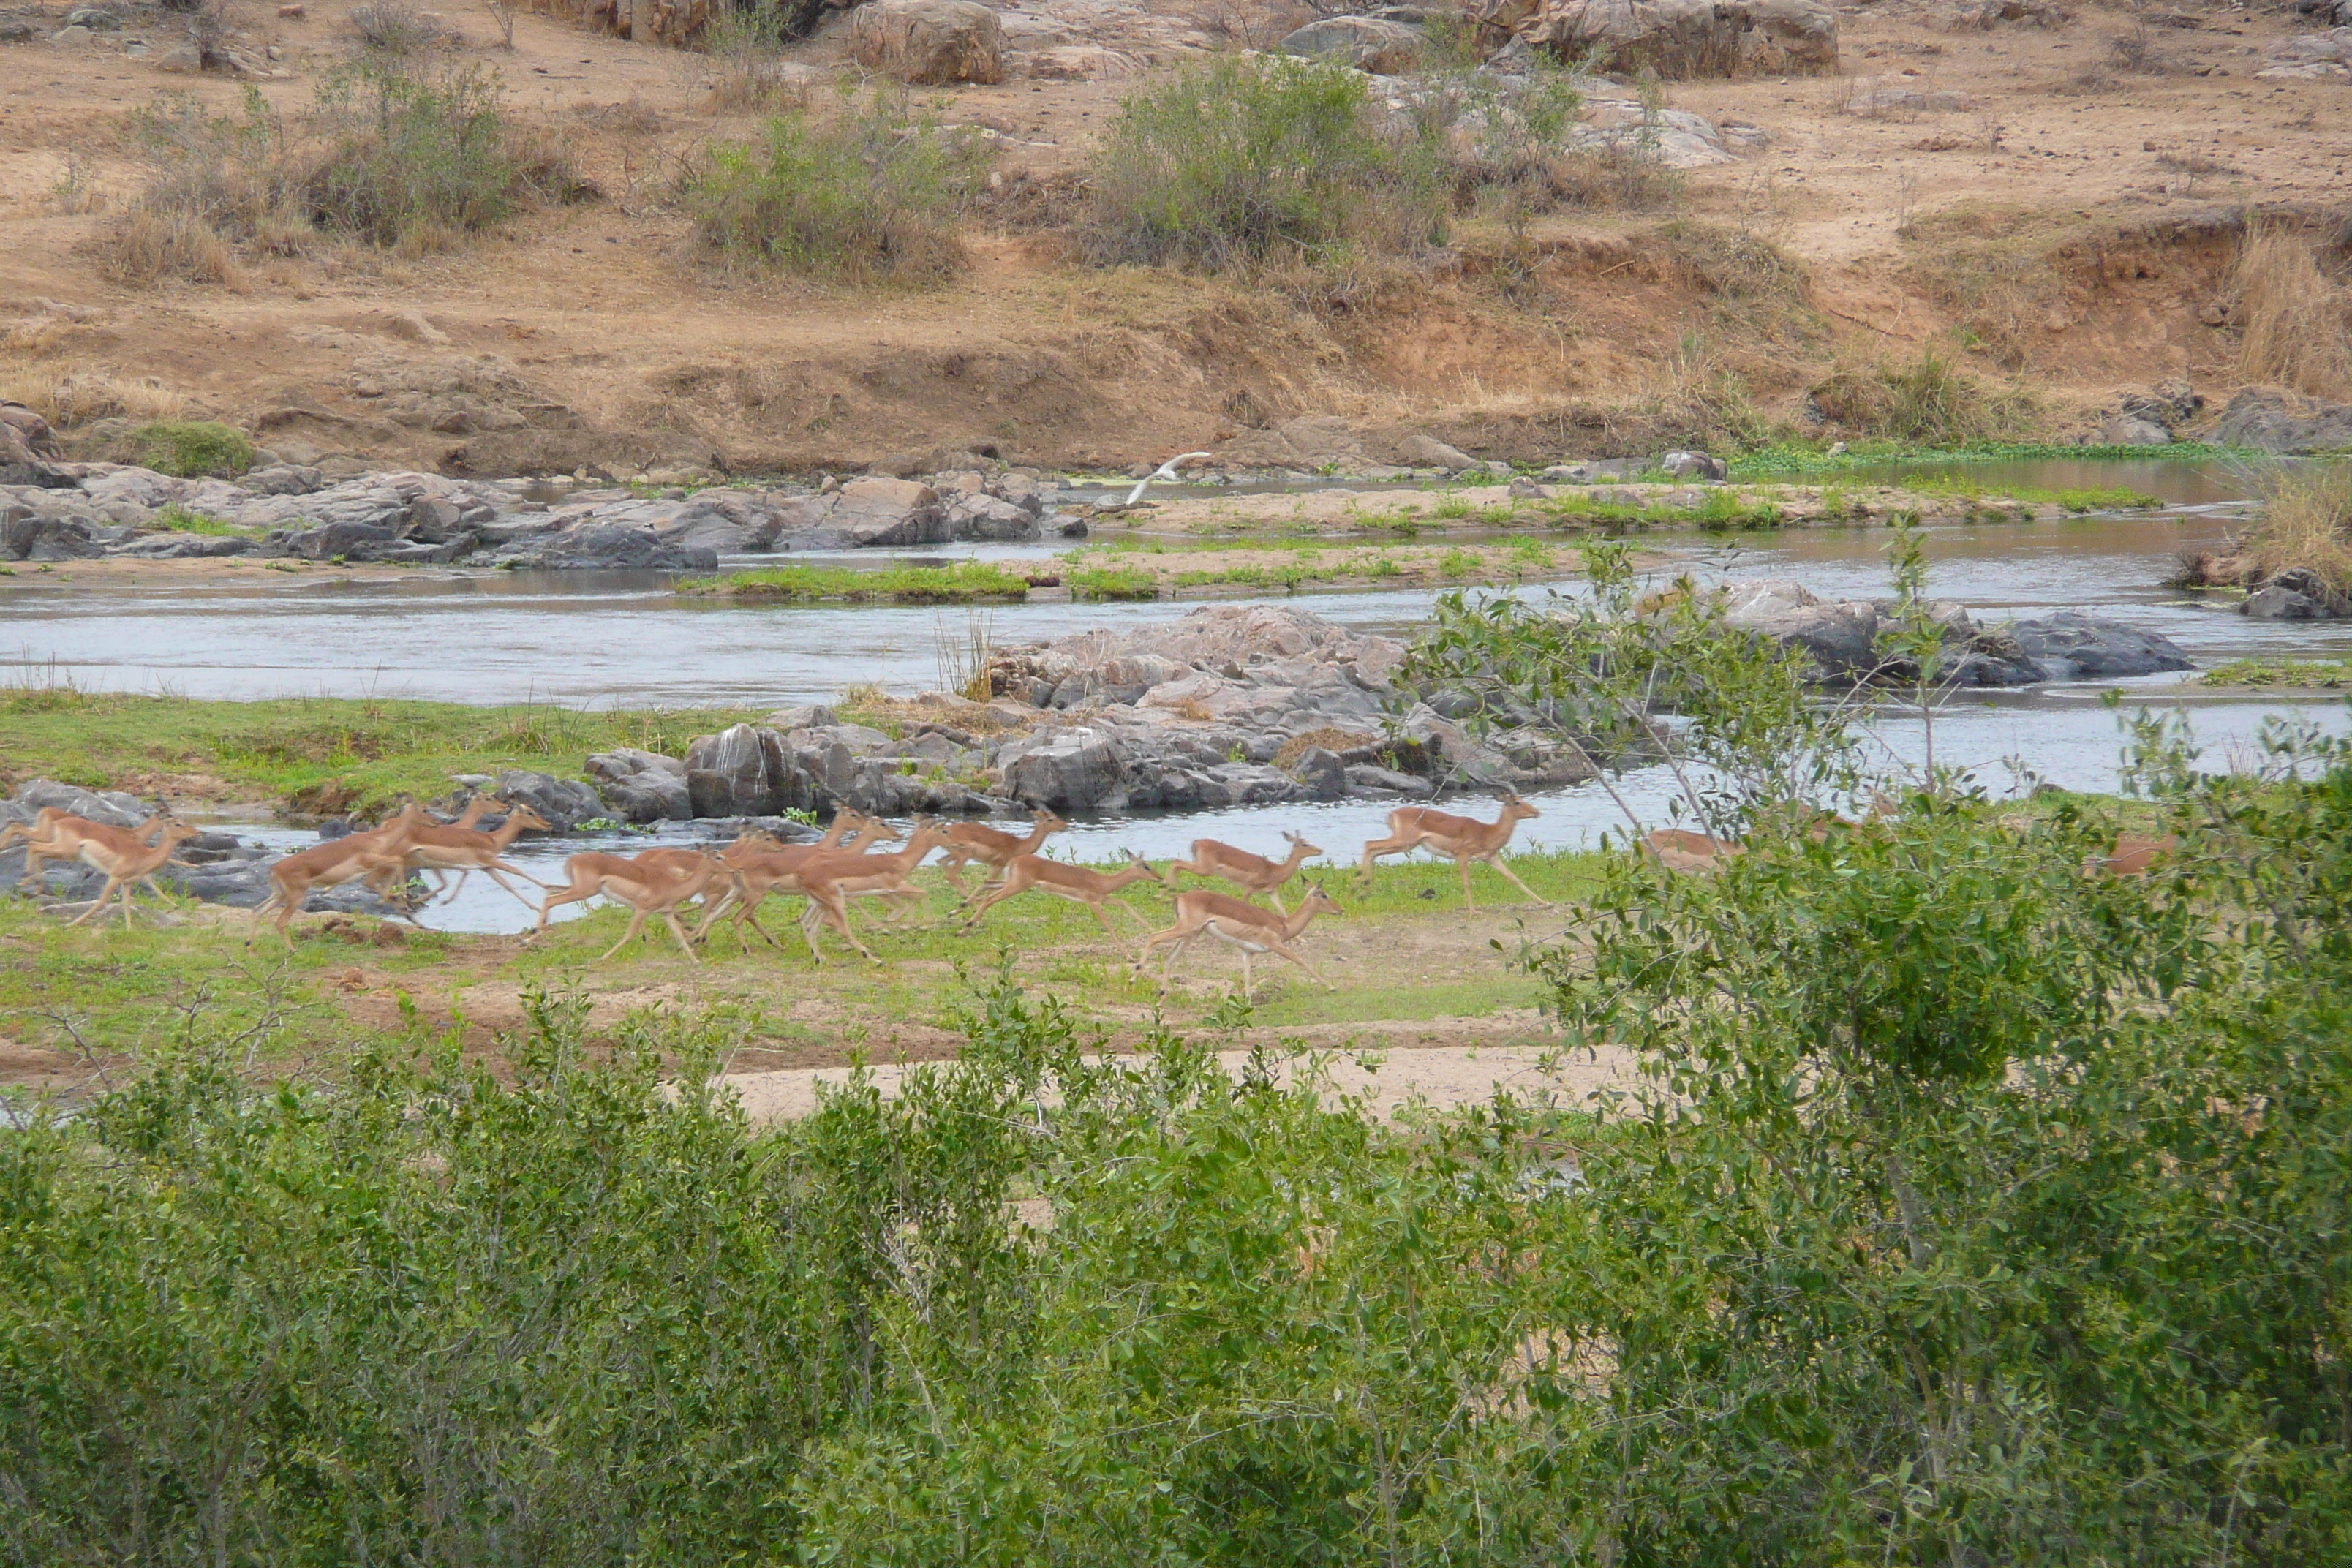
[1,789,2178,1000]
[0,790,1559,1000]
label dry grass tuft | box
[0,365,189,428]
[2231,224,2352,401]
[2240,463,2352,593]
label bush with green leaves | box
[132,419,253,478]
[683,91,984,284]
[1086,54,1448,272]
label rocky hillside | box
[1,0,2348,478]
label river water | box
[7,472,2348,933]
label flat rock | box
[2214,386,2352,455]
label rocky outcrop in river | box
[1715,581,2197,685]
[0,461,1066,568]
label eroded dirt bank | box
[3,0,2349,478]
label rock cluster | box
[1465,0,1836,78]
[2215,387,2352,456]
[1713,581,2196,685]
[0,461,1063,567]
[2257,25,2351,80]
[850,0,1003,83]
[657,606,1596,822]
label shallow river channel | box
[7,471,2348,933]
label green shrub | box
[303,61,580,249]
[134,420,253,477]
[1810,348,2034,445]
[682,92,982,284]
[682,561,1030,602]
[1085,55,1446,272]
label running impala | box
[1134,883,1345,1001]
[1359,794,1549,911]
[1166,830,1322,915]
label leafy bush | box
[682,92,982,284]
[1811,348,2033,445]
[303,61,582,250]
[133,419,253,477]
[1086,55,1447,272]
[105,69,582,279]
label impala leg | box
[490,858,562,892]
[1266,888,1289,918]
[480,867,545,913]
[1160,931,1198,990]
[437,870,471,905]
[937,856,972,899]
[599,907,653,960]
[1485,853,1553,907]
[1237,949,1254,1003]
[1458,856,1477,912]
[810,889,877,965]
[959,883,1014,933]
[1269,938,1337,991]
[530,881,598,938]
[1088,900,1120,938]
[65,876,127,928]
[1131,921,1182,976]
[663,911,702,965]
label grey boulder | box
[2240,568,2350,621]
[586,747,693,822]
[6,780,155,830]
[1281,15,1425,72]
[2099,415,2173,448]
[492,769,606,831]
[686,724,798,818]
[3,510,104,560]
[2215,386,2352,455]
[2009,612,2195,679]
[1661,449,1729,481]
[1001,729,1125,811]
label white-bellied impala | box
[1133,882,1345,1000]
[56,818,203,929]
[935,809,1067,899]
[251,805,432,946]
[690,813,915,954]
[1639,827,1744,875]
[529,848,728,962]
[4,808,175,889]
[380,800,553,909]
[1166,830,1322,915]
[957,850,1166,938]
[1358,794,1549,910]
[782,823,954,965]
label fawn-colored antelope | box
[1134,883,1345,1000]
[55,818,202,929]
[958,851,1165,938]
[935,809,1066,898]
[1359,794,1549,910]
[690,812,912,953]
[252,805,431,946]
[529,849,728,962]
[1639,828,1744,875]
[1167,830,1322,915]
[381,800,553,909]
[5,808,174,889]
[2089,833,2178,878]
[782,823,953,964]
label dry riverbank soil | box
[4,0,2348,477]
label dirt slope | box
[2,0,2347,475]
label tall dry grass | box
[2241,462,2352,592]
[0,365,189,428]
[2231,224,2352,400]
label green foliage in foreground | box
[0,688,761,816]
[5,747,2349,1564]
[681,561,1033,603]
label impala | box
[59,818,203,929]
[5,808,174,889]
[2089,833,2178,878]
[935,809,1067,899]
[381,799,554,909]
[690,813,918,954]
[1639,827,1744,875]
[1167,830,1322,914]
[782,823,954,965]
[1358,794,1549,910]
[529,848,728,962]
[1134,883,1345,1000]
[252,805,432,946]
[957,850,1165,938]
